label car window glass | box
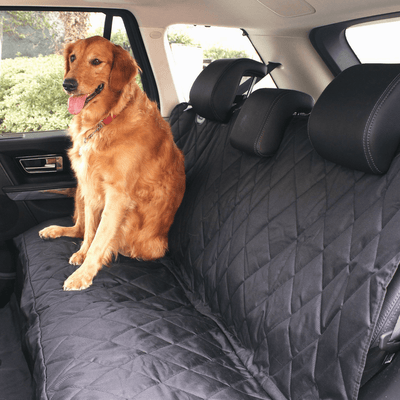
[167,24,276,101]
[0,11,136,134]
[346,18,400,63]
[110,16,142,90]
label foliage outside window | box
[0,11,137,134]
[167,24,275,101]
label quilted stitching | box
[16,219,273,400]
[15,99,400,400]
[0,297,33,399]
[168,107,400,399]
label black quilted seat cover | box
[168,105,400,399]
[15,219,272,400]
[14,101,400,400]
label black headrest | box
[230,89,314,156]
[189,58,267,122]
[308,64,400,174]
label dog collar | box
[79,114,117,156]
[85,114,117,142]
[103,114,116,125]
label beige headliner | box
[3,0,398,34]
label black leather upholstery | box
[230,88,314,156]
[308,64,400,174]
[189,58,267,122]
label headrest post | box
[246,76,257,98]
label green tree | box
[59,12,90,44]
[0,11,64,58]
[168,31,197,46]
[0,11,52,39]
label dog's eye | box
[91,59,102,66]
[70,54,76,63]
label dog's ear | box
[63,42,75,75]
[109,45,138,92]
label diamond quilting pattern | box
[16,220,273,400]
[15,98,400,400]
[169,108,400,399]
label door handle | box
[19,155,63,174]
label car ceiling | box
[6,0,400,35]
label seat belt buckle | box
[379,331,400,353]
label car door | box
[0,129,75,241]
[0,8,158,243]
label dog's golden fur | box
[39,36,185,291]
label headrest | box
[230,88,314,156]
[308,64,400,174]
[189,58,268,122]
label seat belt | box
[379,314,400,363]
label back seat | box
[13,59,400,399]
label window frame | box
[0,6,159,105]
[309,11,400,76]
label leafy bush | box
[0,54,72,133]
[168,31,197,46]
[203,46,249,60]
[0,51,142,133]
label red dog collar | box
[103,114,116,125]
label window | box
[346,18,400,63]
[0,10,143,134]
[167,24,276,101]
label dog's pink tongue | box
[68,95,88,115]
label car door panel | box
[0,131,75,241]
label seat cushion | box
[0,295,33,399]
[15,218,275,400]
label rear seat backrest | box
[169,61,400,399]
[170,58,268,176]
[309,63,400,386]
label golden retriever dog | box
[39,36,185,291]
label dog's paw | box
[69,251,86,265]
[39,225,63,239]
[63,267,93,291]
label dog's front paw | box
[39,225,63,239]
[63,266,93,291]
[69,250,86,265]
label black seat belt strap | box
[379,314,400,354]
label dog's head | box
[63,36,139,115]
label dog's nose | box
[63,78,78,93]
